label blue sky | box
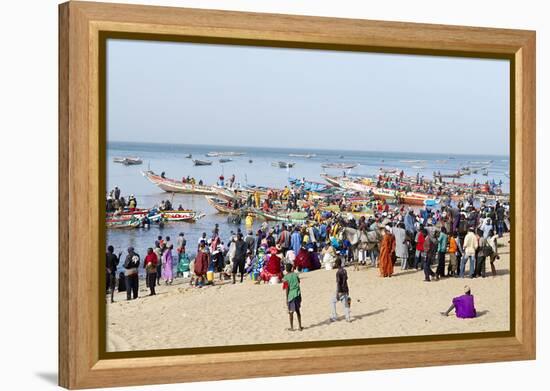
[107,39,510,156]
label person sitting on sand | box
[441,286,477,318]
[330,258,351,322]
[282,263,303,331]
[248,247,266,283]
[260,247,283,283]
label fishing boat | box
[288,153,316,158]
[106,216,142,229]
[193,159,213,166]
[397,192,438,206]
[184,154,192,158]
[205,196,244,214]
[271,161,295,168]
[213,186,241,201]
[379,167,399,174]
[207,151,245,157]
[320,173,349,188]
[142,170,217,195]
[219,158,232,163]
[288,177,331,193]
[113,156,143,165]
[106,208,150,219]
[321,162,358,169]
[161,210,199,221]
[253,209,309,224]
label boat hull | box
[142,171,217,195]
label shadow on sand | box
[304,308,388,330]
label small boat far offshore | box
[271,161,295,168]
[288,153,316,158]
[321,162,358,170]
[193,159,213,166]
[113,156,143,165]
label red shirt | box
[416,232,425,251]
[144,252,158,268]
[265,254,281,275]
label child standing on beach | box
[331,258,351,322]
[282,263,303,331]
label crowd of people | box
[106,196,509,324]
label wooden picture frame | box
[58,1,536,389]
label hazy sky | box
[107,39,510,156]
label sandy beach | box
[106,234,510,352]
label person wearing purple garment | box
[441,286,477,318]
[161,244,174,285]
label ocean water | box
[106,141,509,270]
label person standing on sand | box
[414,227,426,270]
[162,244,174,284]
[330,258,351,322]
[245,230,256,254]
[282,263,303,331]
[290,226,302,256]
[393,222,409,270]
[176,232,186,254]
[461,227,478,278]
[123,247,140,300]
[447,233,459,277]
[435,227,448,279]
[106,245,121,303]
[423,228,436,282]
[441,286,477,318]
[378,225,395,278]
[143,248,158,296]
[153,244,162,285]
[488,229,500,277]
[232,233,248,284]
[194,243,209,287]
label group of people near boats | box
[106,186,138,213]
[106,195,508,324]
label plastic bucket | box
[206,271,214,282]
[269,276,280,284]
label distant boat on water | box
[288,153,316,158]
[321,162,358,170]
[400,159,426,164]
[206,151,245,157]
[184,154,192,158]
[113,156,142,165]
[272,161,295,168]
[219,158,232,163]
[193,159,213,166]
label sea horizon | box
[108,140,510,160]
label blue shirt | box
[290,231,302,255]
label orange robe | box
[378,233,396,277]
